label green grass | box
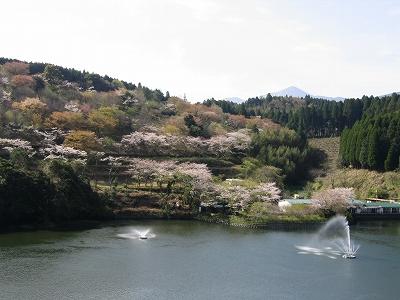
[229,214,325,225]
[317,168,400,200]
[307,137,400,200]
[309,137,340,174]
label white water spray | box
[296,215,359,259]
[117,228,156,240]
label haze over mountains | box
[270,86,345,101]
[225,86,345,103]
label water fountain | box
[296,215,359,259]
[117,228,156,240]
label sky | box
[1,0,400,101]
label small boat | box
[139,236,148,240]
[342,254,356,259]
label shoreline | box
[2,210,400,234]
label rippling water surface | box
[0,220,399,299]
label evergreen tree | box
[43,64,64,85]
[359,135,369,168]
[384,141,400,171]
[367,129,379,169]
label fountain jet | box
[117,228,156,240]
[296,215,359,259]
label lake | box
[0,220,399,299]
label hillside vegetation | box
[308,137,400,200]
[208,90,400,200]
[0,58,327,226]
[2,56,398,227]
[316,169,400,200]
[206,92,400,140]
[308,137,340,174]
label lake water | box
[0,220,399,299]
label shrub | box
[64,130,100,151]
[11,75,35,87]
[3,62,29,75]
[46,111,87,130]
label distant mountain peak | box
[270,86,308,98]
[224,97,245,103]
[224,86,344,104]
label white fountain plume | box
[117,228,156,240]
[134,229,150,239]
[296,215,359,259]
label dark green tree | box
[43,64,64,85]
[367,129,379,169]
[384,141,400,171]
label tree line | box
[205,93,400,138]
[0,58,167,97]
[340,111,400,171]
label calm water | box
[0,220,399,300]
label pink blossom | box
[312,188,355,214]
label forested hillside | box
[340,111,400,171]
[206,88,400,201]
[2,55,399,227]
[0,58,326,226]
[205,93,400,138]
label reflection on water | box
[296,245,341,259]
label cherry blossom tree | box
[312,187,355,214]
[120,130,251,157]
[217,181,281,211]
[251,182,281,204]
[219,185,252,209]
[0,138,34,153]
[208,130,251,156]
[100,156,124,186]
[41,145,87,160]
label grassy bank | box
[114,207,194,220]
[306,137,400,200]
[316,168,400,199]
[308,137,340,174]
[196,213,325,228]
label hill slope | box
[308,137,340,175]
[1,57,322,186]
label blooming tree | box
[41,144,87,160]
[3,62,29,75]
[251,182,281,204]
[0,138,34,154]
[217,181,281,211]
[125,159,213,191]
[120,130,251,157]
[219,185,252,208]
[312,187,355,214]
[100,156,123,185]
[10,75,35,88]
[208,130,251,156]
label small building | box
[349,200,400,217]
